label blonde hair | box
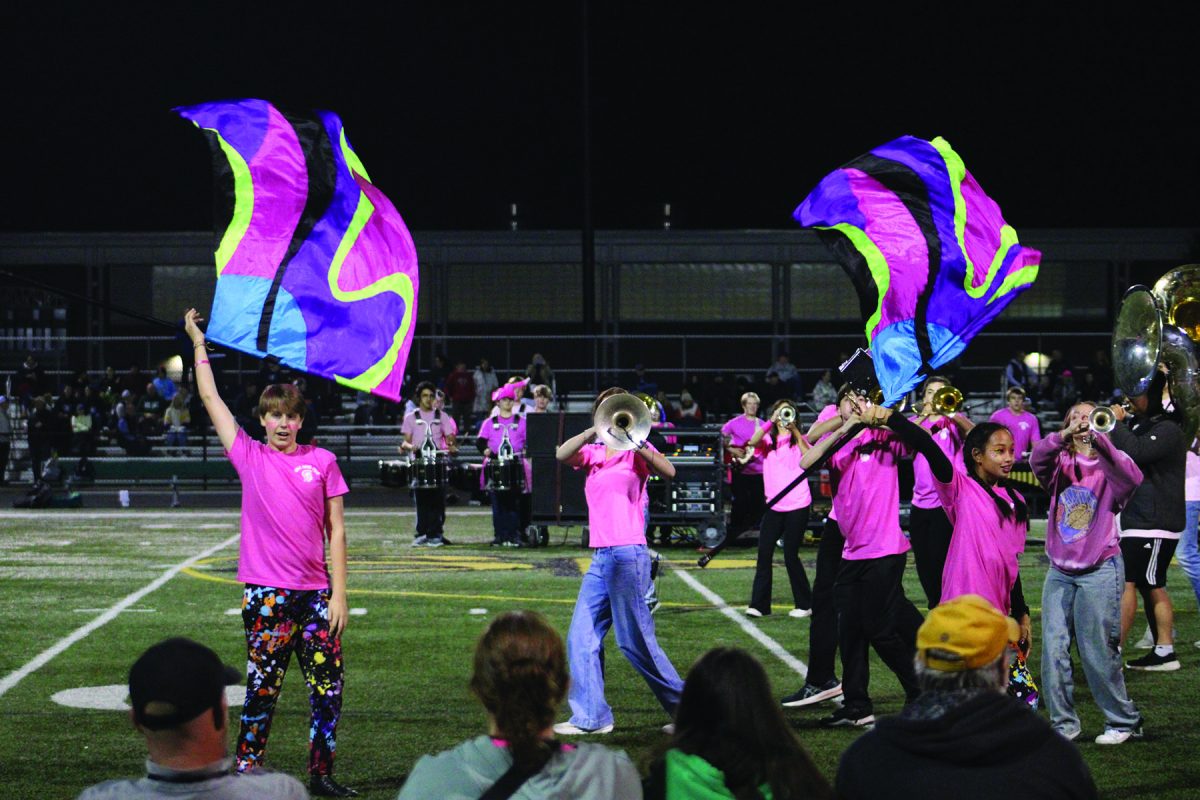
[740,392,760,408]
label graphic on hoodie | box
[1055,485,1098,544]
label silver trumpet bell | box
[1088,405,1117,434]
[594,392,653,451]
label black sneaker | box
[782,678,844,708]
[1126,650,1181,672]
[819,706,875,728]
[310,775,359,797]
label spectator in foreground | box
[77,637,307,800]
[398,611,641,799]
[644,647,831,800]
[835,595,1097,800]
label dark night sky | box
[3,4,1198,233]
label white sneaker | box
[411,535,427,547]
[1094,726,1143,745]
[552,721,614,735]
[661,723,675,735]
[788,608,813,618]
[745,608,764,618]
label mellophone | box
[378,451,527,492]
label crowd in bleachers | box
[1,345,1120,488]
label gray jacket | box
[397,735,642,800]
[78,757,308,800]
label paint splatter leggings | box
[236,584,344,777]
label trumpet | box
[926,386,964,416]
[776,405,797,425]
[1088,401,1131,434]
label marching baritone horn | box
[594,392,653,451]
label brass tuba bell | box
[594,392,653,451]
[1112,265,1200,442]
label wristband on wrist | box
[196,359,210,366]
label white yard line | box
[0,532,241,700]
[663,558,809,679]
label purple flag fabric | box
[176,99,418,402]
[795,135,1040,404]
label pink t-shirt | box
[910,415,967,509]
[226,428,350,590]
[1030,432,1143,574]
[573,442,654,547]
[476,413,531,493]
[936,468,1027,612]
[814,404,840,521]
[1186,450,1200,502]
[762,437,812,512]
[829,427,911,560]
[401,408,457,449]
[989,408,1041,458]
[722,416,768,475]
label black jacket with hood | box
[1108,412,1186,533]
[835,691,1096,800]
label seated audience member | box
[77,637,307,799]
[398,611,640,800]
[836,595,1097,800]
[644,647,830,800]
[672,390,704,428]
[810,369,838,409]
[766,353,801,397]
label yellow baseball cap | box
[917,595,1020,672]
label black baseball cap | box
[129,638,241,731]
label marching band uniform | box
[476,387,530,547]
[401,387,457,548]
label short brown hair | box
[592,386,627,416]
[258,383,306,419]
[531,384,553,400]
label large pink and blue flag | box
[795,135,1040,405]
[176,98,418,402]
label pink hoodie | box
[1030,431,1143,574]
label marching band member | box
[908,376,975,608]
[401,381,458,548]
[476,382,530,547]
[722,392,767,541]
[793,389,923,728]
[1031,402,1144,744]
[989,387,1041,460]
[878,409,1036,706]
[184,308,356,797]
[782,400,847,709]
[741,399,813,618]
[553,387,683,735]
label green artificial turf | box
[1,510,1198,798]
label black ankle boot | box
[309,775,359,797]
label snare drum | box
[411,452,450,489]
[378,458,411,488]
[486,458,525,492]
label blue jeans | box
[1041,557,1140,736]
[1177,500,1200,611]
[566,544,684,728]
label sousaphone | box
[1112,265,1200,442]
